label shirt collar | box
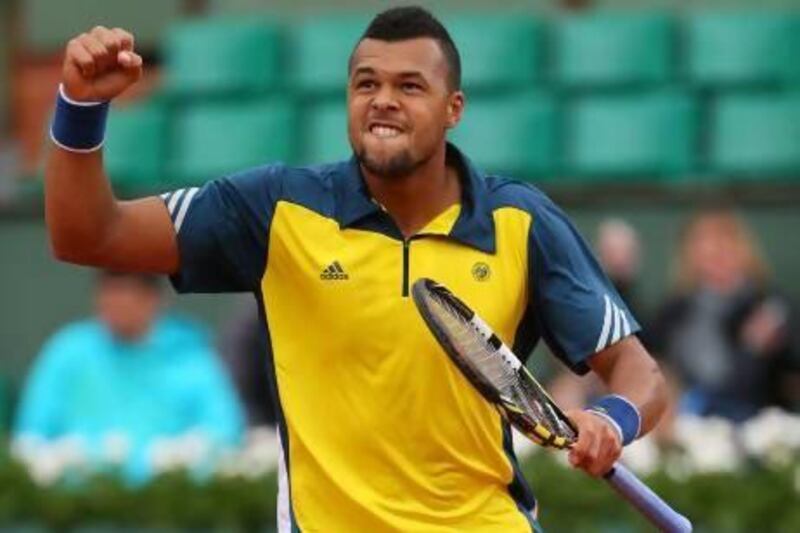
[332,143,496,254]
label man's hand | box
[565,409,623,478]
[62,26,143,102]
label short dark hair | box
[353,6,461,91]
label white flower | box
[672,415,741,473]
[101,431,131,465]
[149,429,213,474]
[621,435,661,475]
[216,426,279,479]
[741,408,800,466]
[12,433,90,486]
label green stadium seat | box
[555,12,673,88]
[566,91,696,177]
[290,13,541,94]
[302,98,352,164]
[291,15,371,95]
[710,94,800,176]
[449,92,557,178]
[163,17,284,97]
[104,102,168,189]
[687,12,800,86]
[443,14,541,91]
[170,99,296,185]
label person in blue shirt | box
[13,271,244,483]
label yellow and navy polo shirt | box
[162,144,639,532]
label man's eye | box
[357,80,376,90]
[402,83,422,92]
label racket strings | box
[434,297,517,385]
[430,294,574,441]
[518,376,577,440]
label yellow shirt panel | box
[263,201,533,532]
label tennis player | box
[46,6,668,531]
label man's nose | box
[371,85,400,112]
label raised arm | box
[45,26,178,273]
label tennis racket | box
[411,278,692,533]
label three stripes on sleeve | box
[160,187,199,234]
[595,294,632,352]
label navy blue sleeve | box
[161,164,284,293]
[529,196,640,374]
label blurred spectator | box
[219,297,277,427]
[13,271,244,483]
[596,218,645,323]
[651,209,800,422]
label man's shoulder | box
[153,314,212,353]
[39,319,106,362]
[481,174,580,245]
[224,161,344,191]
[483,175,557,216]
[220,160,347,215]
[48,319,104,343]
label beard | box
[355,141,437,180]
[356,146,418,180]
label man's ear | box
[445,91,465,130]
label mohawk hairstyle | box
[353,6,462,91]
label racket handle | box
[604,463,692,533]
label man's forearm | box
[588,336,668,436]
[45,147,120,263]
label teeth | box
[371,125,401,138]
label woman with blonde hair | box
[651,208,798,422]
[674,209,769,294]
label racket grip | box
[604,463,692,533]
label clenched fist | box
[62,26,143,102]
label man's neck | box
[361,147,462,239]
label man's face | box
[95,277,161,341]
[348,37,463,179]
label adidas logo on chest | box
[320,261,349,281]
